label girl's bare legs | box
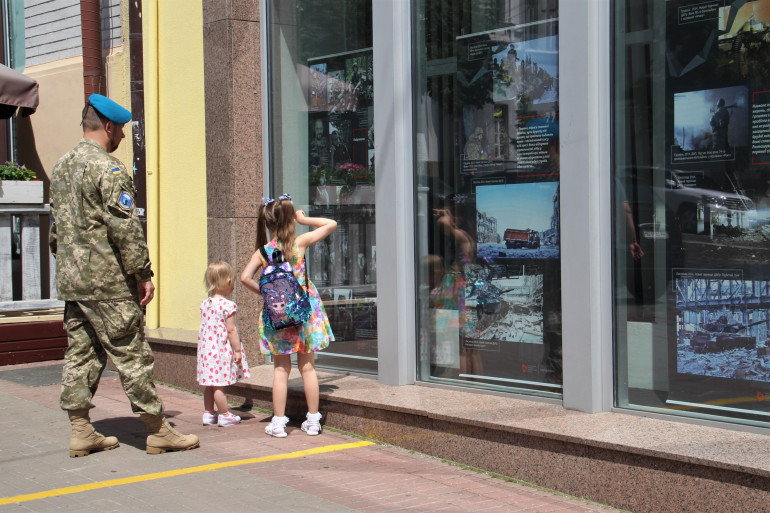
[212,386,230,415]
[272,354,292,417]
[297,352,319,413]
[203,387,215,412]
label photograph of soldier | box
[49,94,199,458]
[329,118,353,167]
[310,116,330,166]
[671,85,747,161]
[348,60,363,111]
[346,56,371,110]
[464,126,487,160]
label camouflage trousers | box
[59,299,164,415]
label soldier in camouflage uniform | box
[50,94,199,456]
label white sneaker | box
[265,416,289,438]
[217,412,241,427]
[301,412,322,436]
[202,411,218,425]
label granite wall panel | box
[203,0,265,372]
[204,20,236,220]
[204,0,260,25]
[231,19,262,219]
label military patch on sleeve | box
[111,167,121,175]
[118,191,134,210]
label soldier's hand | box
[138,280,155,306]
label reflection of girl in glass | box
[430,193,480,375]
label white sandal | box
[301,412,322,436]
[265,416,289,438]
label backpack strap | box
[259,245,270,264]
[260,242,309,292]
[300,253,308,291]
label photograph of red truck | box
[476,181,560,260]
[504,228,540,249]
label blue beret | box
[88,94,132,124]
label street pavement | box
[0,361,624,513]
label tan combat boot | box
[68,409,120,457]
[140,414,200,454]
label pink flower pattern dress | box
[258,239,334,355]
[197,297,250,386]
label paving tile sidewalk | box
[0,362,624,513]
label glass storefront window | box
[267,0,376,373]
[413,0,562,396]
[614,0,770,426]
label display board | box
[665,0,770,418]
[425,21,561,388]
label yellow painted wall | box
[143,1,208,330]
[21,2,206,331]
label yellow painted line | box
[0,441,373,505]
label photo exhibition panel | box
[414,0,562,396]
[614,0,770,427]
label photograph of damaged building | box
[676,277,770,382]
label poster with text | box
[666,0,770,249]
[432,177,563,387]
[456,23,559,176]
[664,0,770,411]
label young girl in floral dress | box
[198,261,250,427]
[240,194,336,437]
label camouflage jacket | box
[49,138,153,300]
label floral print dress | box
[197,296,250,386]
[258,239,334,355]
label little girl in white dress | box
[197,261,250,426]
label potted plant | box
[0,161,43,204]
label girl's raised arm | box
[295,210,337,251]
[240,251,265,294]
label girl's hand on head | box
[295,210,307,223]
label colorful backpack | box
[258,246,312,330]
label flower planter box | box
[0,180,44,204]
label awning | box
[0,64,39,119]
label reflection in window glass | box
[414,0,561,396]
[268,1,376,373]
[614,0,770,426]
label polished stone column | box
[203,1,264,364]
